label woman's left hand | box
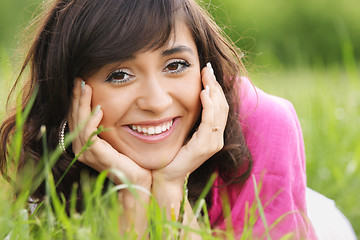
[152,62,229,188]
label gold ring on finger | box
[211,127,221,132]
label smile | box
[124,118,178,144]
[128,119,174,135]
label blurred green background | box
[0,0,359,238]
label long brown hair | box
[0,0,252,207]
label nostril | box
[136,92,173,112]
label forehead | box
[151,20,197,52]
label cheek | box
[186,88,202,113]
[89,86,125,126]
[189,73,202,102]
[88,82,106,107]
[180,75,202,116]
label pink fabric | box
[208,77,317,239]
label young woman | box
[1,0,356,239]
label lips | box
[123,118,178,143]
[129,119,174,135]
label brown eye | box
[105,69,134,84]
[113,72,127,80]
[167,62,181,71]
[164,60,190,74]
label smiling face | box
[85,22,202,169]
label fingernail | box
[81,80,85,94]
[206,62,214,75]
[205,85,210,95]
[94,105,101,115]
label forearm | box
[152,182,201,239]
[117,168,152,239]
[118,184,151,239]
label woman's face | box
[86,22,202,169]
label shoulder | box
[237,77,306,174]
[238,77,299,134]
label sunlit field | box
[1,0,359,238]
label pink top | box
[208,77,317,239]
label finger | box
[201,63,226,112]
[77,84,104,141]
[201,63,228,128]
[84,105,103,141]
[69,79,86,154]
[77,83,93,126]
[199,86,225,152]
[202,63,222,112]
[76,107,103,161]
[200,62,220,91]
[199,86,214,128]
[200,66,228,154]
[71,82,92,152]
[199,86,225,138]
[69,78,84,131]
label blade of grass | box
[252,175,270,240]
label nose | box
[136,76,173,114]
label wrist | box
[111,162,152,189]
[151,180,190,224]
[151,179,186,209]
[152,180,183,195]
[152,170,187,189]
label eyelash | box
[105,69,134,84]
[164,60,191,74]
[105,59,191,85]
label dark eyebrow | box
[162,45,194,56]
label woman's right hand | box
[69,79,151,237]
[68,78,152,187]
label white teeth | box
[148,127,155,135]
[155,126,162,134]
[129,119,174,135]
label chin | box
[139,162,170,170]
[131,152,176,170]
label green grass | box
[1,52,359,239]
